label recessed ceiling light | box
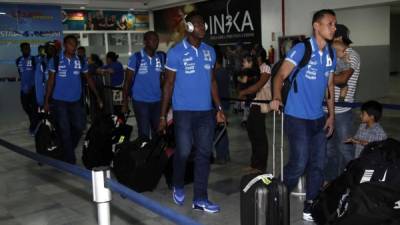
[0,12,6,15]
[80,6,85,9]
[129,8,134,11]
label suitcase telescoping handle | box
[272,111,284,182]
[213,122,227,147]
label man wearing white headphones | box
[158,11,225,213]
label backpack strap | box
[327,43,334,64]
[53,55,60,74]
[134,51,142,74]
[291,38,312,93]
[16,57,22,75]
[156,51,166,67]
[130,51,142,92]
[31,56,36,71]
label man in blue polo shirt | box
[158,11,225,213]
[16,42,39,135]
[271,9,336,221]
[35,41,58,107]
[44,35,103,164]
[123,31,165,138]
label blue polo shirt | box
[165,39,216,111]
[103,61,124,87]
[127,49,164,102]
[284,37,336,120]
[16,55,36,94]
[48,53,88,102]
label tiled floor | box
[0,75,399,225]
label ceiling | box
[0,0,207,10]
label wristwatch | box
[217,105,223,112]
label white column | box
[92,167,112,225]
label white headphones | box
[184,15,208,33]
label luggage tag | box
[243,174,274,193]
[360,169,374,183]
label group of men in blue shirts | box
[16,36,103,164]
[16,8,343,217]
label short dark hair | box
[185,11,203,23]
[77,46,86,51]
[144,31,158,40]
[361,100,383,122]
[64,34,78,44]
[20,42,30,49]
[256,48,269,65]
[106,51,119,62]
[90,54,103,67]
[312,9,336,25]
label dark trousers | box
[173,110,215,200]
[53,100,86,164]
[20,89,39,132]
[132,100,160,139]
[325,110,355,181]
[247,105,268,172]
[283,115,326,201]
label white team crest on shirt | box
[203,50,212,62]
[326,55,332,67]
[74,60,81,69]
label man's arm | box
[122,69,134,112]
[158,69,176,132]
[239,72,270,97]
[44,72,55,112]
[333,68,354,86]
[270,61,295,111]
[84,72,103,108]
[324,73,335,137]
[160,71,165,88]
[211,68,222,108]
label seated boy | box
[345,100,387,157]
[332,41,351,102]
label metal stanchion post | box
[291,175,306,197]
[92,167,112,225]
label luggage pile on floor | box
[312,138,400,225]
[82,113,132,169]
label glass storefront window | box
[107,33,129,65]
[130,33,144,54]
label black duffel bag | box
[112,135,168,192]
[312,138,400,225]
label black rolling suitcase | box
[112,135,169,192]
[82,113,132,169]
[240,111,290,225]
[35,114,63,160]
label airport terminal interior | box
[1,0,400,225]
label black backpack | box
[34,114,63,160]
[271,38,334,107]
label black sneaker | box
[303,201,314,222]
